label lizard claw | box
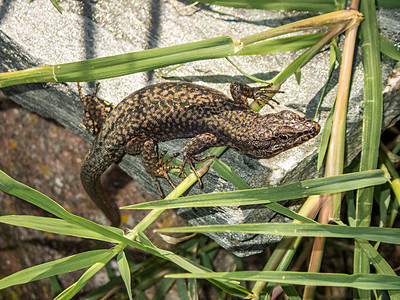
[177,165,188,178]
[178,157,203,188]
[252,86,283,108]
[178,154,216,189]
[158,151,179,167]
[154,177,165,198]
[153,152,181,197]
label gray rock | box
[0,0,399,256]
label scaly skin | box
[78,82,320,227]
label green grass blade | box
[0,11,362,89]
[356,238,400,299]
[176,279,191,300]
[314,42,338,117]
[122,170,387,209]
[157,223,400,244]
[355,1,384,298]
[317,101,335,169]
[380,148,400,207]
[281,283,302,299]
[117,251,133,300]
[0,170,82,220]
[225,57,269,83]
[270,22,349,86]
[167,271,400,290]
[375,182,391,229]
[376,0,400,8]
[357,0,383,225]
[314,39,339,120]
[0,37,235,88]
[152,278,176,300]
[212,158,251,190]
[380,34,400,61]
[0,170,158,251]
[49,0,62,13]
[238,33,325,55]
[252,236,303,296]
[54,255,115,300]
[137,232,253,298]
[0,249,115,290]
[356,238,398,275]
[80,277,124,300]
[50,276,63,295]
[264,202,318,224]
[136,291,150,300]
[212,159,317,223]
[192,0,337,12]
[0,215,123,243]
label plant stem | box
[354,0,382,297]
[240,10,362,46]
[304,1,361,297]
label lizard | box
[78,81,320,227]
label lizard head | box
[242,110,320,159]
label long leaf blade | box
[123,170,387,209]
[117,251,133,300]
[0,37,235,88]
[192,0,337,13]
[157,223,400,244]
[0,170,156,251]
[167,271,400,290]
[354,1,384,298]
[0,249,114,290]
[54,257,114,300]
[0,215,123,243]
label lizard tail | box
[80,146,121,227]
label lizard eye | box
[281,134,288,140]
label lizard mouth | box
[294,120,321,145]
[307,120,321,135]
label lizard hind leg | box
[139,140,181,198]
[152,155,178,198]
[156,151,180,189]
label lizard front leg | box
[179,132,225,188]
[230,82,281,108]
